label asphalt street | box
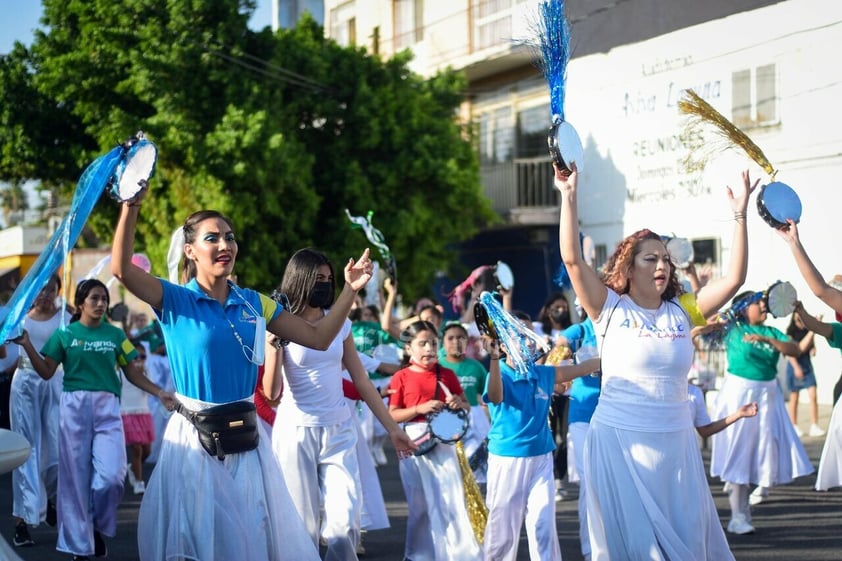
[1,405,840,561]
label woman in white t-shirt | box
[10,274,70,545]
[558,165,757,561]
[264,248,413,560]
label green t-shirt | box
[826,323,842,350]
[725,323,790,381]
[40,321,137,396]
[438,356,487,406]
[351,321,399,355]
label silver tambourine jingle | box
[547,119,584,174]
[765,280,797,318]
[107,131,158,203]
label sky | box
[0,1,274,54]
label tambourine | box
[765,280,797,318]
[473,300,497,339]
[476,261,515,294]
[404,408,469,457]
[107,132,158,203]
[428,408,469,444]
[664,236,694,269]
[494,261,514,291]
[756,181,801,230]
[547,118,584,174]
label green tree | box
[0,2,496,299]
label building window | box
[479,107,515,165]
[692,238,719,267]
[516,104,550,158]
[394,0,424,50]
[472,0,527,51]
[330,2,357,46]
[732,63,778,128]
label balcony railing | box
[480,157,558,214]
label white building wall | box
[564,0,842,402]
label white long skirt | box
[137,394,319,561]
[815,397,842,491]
[710,374,813,486]
[400,423,483,561]
[349,403,389,530]
[10,368,61,525]
[585,420,734,561]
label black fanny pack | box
[411,427,438,456]
[175,400,259,460]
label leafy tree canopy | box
[0,1,497,299]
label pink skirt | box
[122,413,155,445]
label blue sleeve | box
[560,324,585,350]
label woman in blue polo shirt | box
[112,198,377,561]
[482,335,599,561]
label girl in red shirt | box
[388,321,482,560]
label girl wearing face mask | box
[535,292,573,345]
[265,248,414,561]
[388,320,481,561]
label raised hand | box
[553,162,578,192]
[726,169,760,214]
[775,219,801,243]
[344,248,374,291]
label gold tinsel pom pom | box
[456,440,488,544]
[544,345,573,366]
[678,89,776,179]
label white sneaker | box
[749,487,768,506]
[809,424,826,437]
[126,464,137,486]
[372,445,388,466]
[554,489,565,502]
[133,481,146,495]
[793,424,804,437]
[727,514,755,535]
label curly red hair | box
[601,229,684,300]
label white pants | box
[400,423,483,561]
[484,452,560,561]
[273,417,361,561]
[568,422,591,557]
[10,368,61,525]
[56,391,126,557]
[348,404,389,530]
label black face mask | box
[308,281,335,309]
[549,310,570,326]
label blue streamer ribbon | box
[535,0,572,121]
[0,146,126,343]
[479,291,550,378]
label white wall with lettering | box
[561,0,842,402]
